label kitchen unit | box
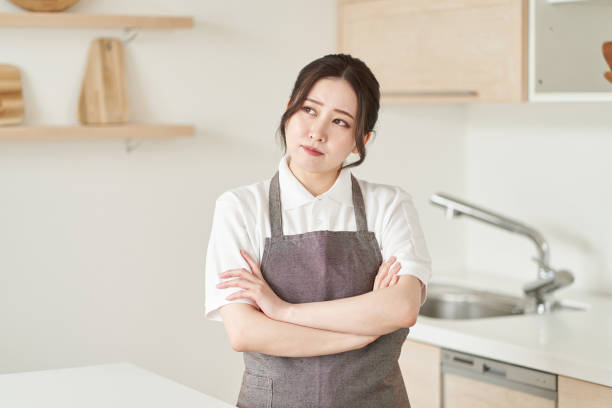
[399,272,612,407]
[338,0,612,102]
[398,193,612,406]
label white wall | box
[463,103,612,295]
[0,0,466,404]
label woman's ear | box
[286,99,290,110]
[352,132,371,154]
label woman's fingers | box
[373,257,392,290]
[240,250,262,278]
[374,256,399,290]
[218,268,258,285]
[226,290,252,302]
[382,262,401,288]
[217,278,254,292]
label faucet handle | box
[523,268,575,297]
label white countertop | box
[409,271,612,388]
[0,362,236,408]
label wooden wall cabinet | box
[338,0,528,103]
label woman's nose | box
[309,120,327,141]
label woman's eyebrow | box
[305,98,354,120]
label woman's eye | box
[334,119,349,127]
[303,106,315,115]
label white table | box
[0,362,236,408]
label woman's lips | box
[302,145,323,156]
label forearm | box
[282,285,414,336]
[239,306,377,357]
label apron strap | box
[268,170,369,238]
[351,174,369,232]
[269,171,283,238]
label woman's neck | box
[287,157,341,197]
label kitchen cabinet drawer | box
[338,0,528,103]
[399,339,441,408]
[558,376,612,408]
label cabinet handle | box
[452,356,475,366]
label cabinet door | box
[444,373,555,408]
[399,339,441,408]
[558,376,612,408]
[338,0,528,103]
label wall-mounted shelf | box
[0,12,193,29]
[0,124,195,141]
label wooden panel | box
[0,65,24,125]
[444,373,555,408]
[558,376,612,408]
[0,12,193,29]
[0,124,195,141]
[399,339,441,408]
[339,0,528,102]
[78,38,129,125]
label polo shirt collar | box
[277,153,354,210]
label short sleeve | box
[380,188,432,306]
[205,192,259,322]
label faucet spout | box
[430,192,575,313]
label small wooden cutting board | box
[604,42,612,84]
[78,38,129,125]
[0,64,24,126]
[603,42,612,69]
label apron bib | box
[237,170,410,408]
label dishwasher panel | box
[441,348,557,408]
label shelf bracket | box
[124,138,143,153]
[122,27,140,44]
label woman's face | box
[284,77,359,176]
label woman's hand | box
[216,249,291,322]
[373,256,401,291]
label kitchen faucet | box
[430,192,574,314]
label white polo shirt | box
[205,153,432,322]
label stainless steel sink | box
[419,283,586,319]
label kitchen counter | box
[0,362,236,408]
[409,271,612,388]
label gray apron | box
[236,171,410,408]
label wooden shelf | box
[0,124,195,141]
[0,12,193,29]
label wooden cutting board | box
[604,42,612,84]
[78,38,129,125]
[8,0,80,12]
[0,64,24,126]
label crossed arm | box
[280,274,422,336]
[217,251,423,357]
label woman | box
[205,54,431,408]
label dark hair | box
[276,54,380,170]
